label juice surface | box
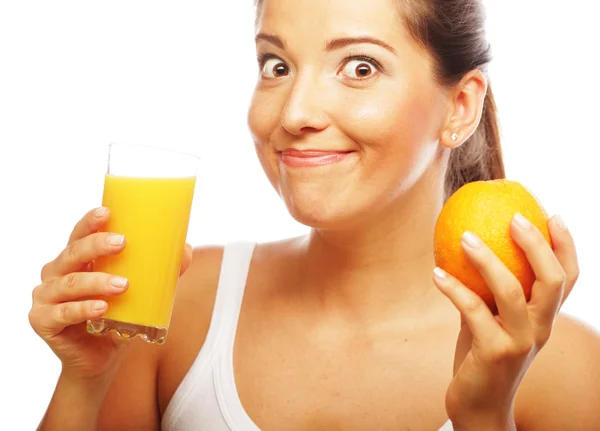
[94,174,196,328]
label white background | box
[1,1,599,428]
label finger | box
[526,215,578,336]
[179,243,193,276]
[510,214,566,328]
[41,273,129,304]
[45,232,126,278]
[547,215,579,305]
[433,267,507,346]
[30,300,108,338]
[68,207,111,245]
[460,231,530,339]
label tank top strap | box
[161,241,257,430]
[211,241,257,351]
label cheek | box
[248,89,284,189]
[247,89,282,145]
[333,83,444,194]
[337,85,439,153]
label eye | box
[340,58,380,79]
[262,58,290,78]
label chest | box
[233,293,459,431]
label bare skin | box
[101,242,599,431]
[32,0,600,430]
[33,214,600,431]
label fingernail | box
[553,215,568,231]
[512,213,532,230]
[108,234,125,246]
[94,207,107,217]
[110,276,128,289]
[461,231,481,248]
[94,300,107,311]
[433,267,447,280]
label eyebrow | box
[255,33,286,49]
[326,36,397,54]
[255,33,397,55]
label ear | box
[440,69,488,149]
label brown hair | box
[399,0,505,199]
[255,0,505,199]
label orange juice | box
[94,174,196,328]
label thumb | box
[179,243,193,276]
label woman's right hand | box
[29,207,131,383]
[30,207,193,383]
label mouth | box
[279,149,357,168]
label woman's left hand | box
[433,213,579,431]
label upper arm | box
[96,245,225,431]
[156,246,225,414]
[515,313,600,430]
[97,339,162,431]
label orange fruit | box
[434,179,552,310]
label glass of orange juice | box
[86,143,199,344]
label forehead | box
[257,0,412,48]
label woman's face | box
[248,0,450,229]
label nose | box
[280,73,331,136]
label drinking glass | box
[86,143,199,344]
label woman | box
[30,0,600,430]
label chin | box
[286,203,344,229]
[278,184,382,230]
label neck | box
[296,169,451,324]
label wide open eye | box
[262,58,290,78]
[340,59,376,79]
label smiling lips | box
[279,149,355,167]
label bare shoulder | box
[155,239,302,414]
[516,313,600,430]
[155,245,226,409]
[160,238,299,360]
[164,244,226,348]
[173,245,226,311]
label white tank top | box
[161,242,454,431]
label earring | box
[451,133,458,142]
